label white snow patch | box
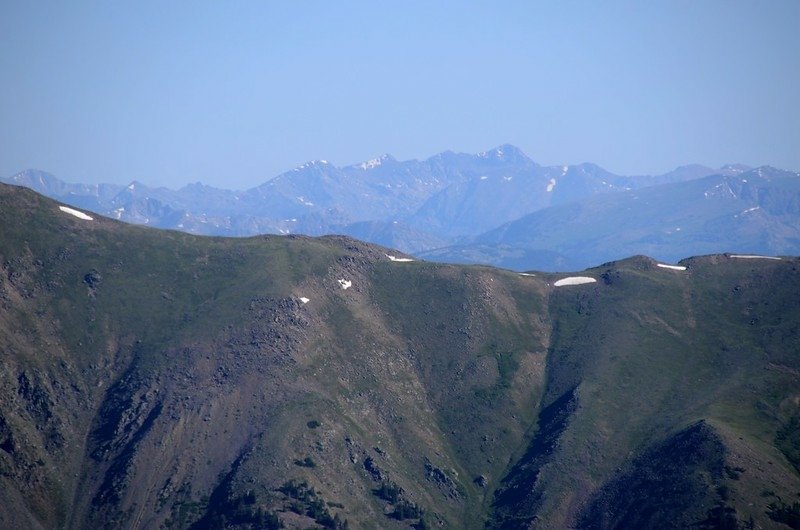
[296,160,325,170]
[561,165,568,175]
[337,279,352,290]
[296,196,314,207]
[657,263,687,271]
[554,276,596,287]
[299,297,310,304]
[741,206,760,214]
[127,183,135,190]
[386,254,414,263]
[518,272,535,277]
[546,178,557,192]
[480,176,488,180]
[359,157,383,170]
[503,176,513,181]
[730,254,781,260]
[59,206,93,221]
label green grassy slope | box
[1,183,799,529]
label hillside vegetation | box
[1,183,799,529]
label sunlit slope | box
[1,183,799,529]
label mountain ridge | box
[421,165,800,271]
[10,144,800,270]
[1,183,799,528]
[3,146,762,255]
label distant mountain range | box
[4,146,798,270]
[421,166,800,270]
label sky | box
[1,1,799,189]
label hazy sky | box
[2,1,799,189]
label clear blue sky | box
[1,1,798,189]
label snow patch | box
[299,297,310,304]
[480,176,488,180]
[741,206,760,214]
[561,166,568,175]
[704,182,737,199]
[503,176,512,181]
[546,178,557,192]
[359,157,383,170]
[554,276,596,287]
[518,272,535,277]
[657,263,687,271]
[296,160,326,170]
[386,254,414,263]
[729,254,781,260]
[296,196,314,207]
[337,279,352,290]
[59,206,93,221]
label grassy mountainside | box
[1,182,799,529]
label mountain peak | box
[478,144,526,159]
[719,163,751,175]
[7,169,62,188]
[356,153,395,170]
[475,145,538,168]
[123,180,151,192]
[292,159,332,172]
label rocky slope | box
[1,183,799,529]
